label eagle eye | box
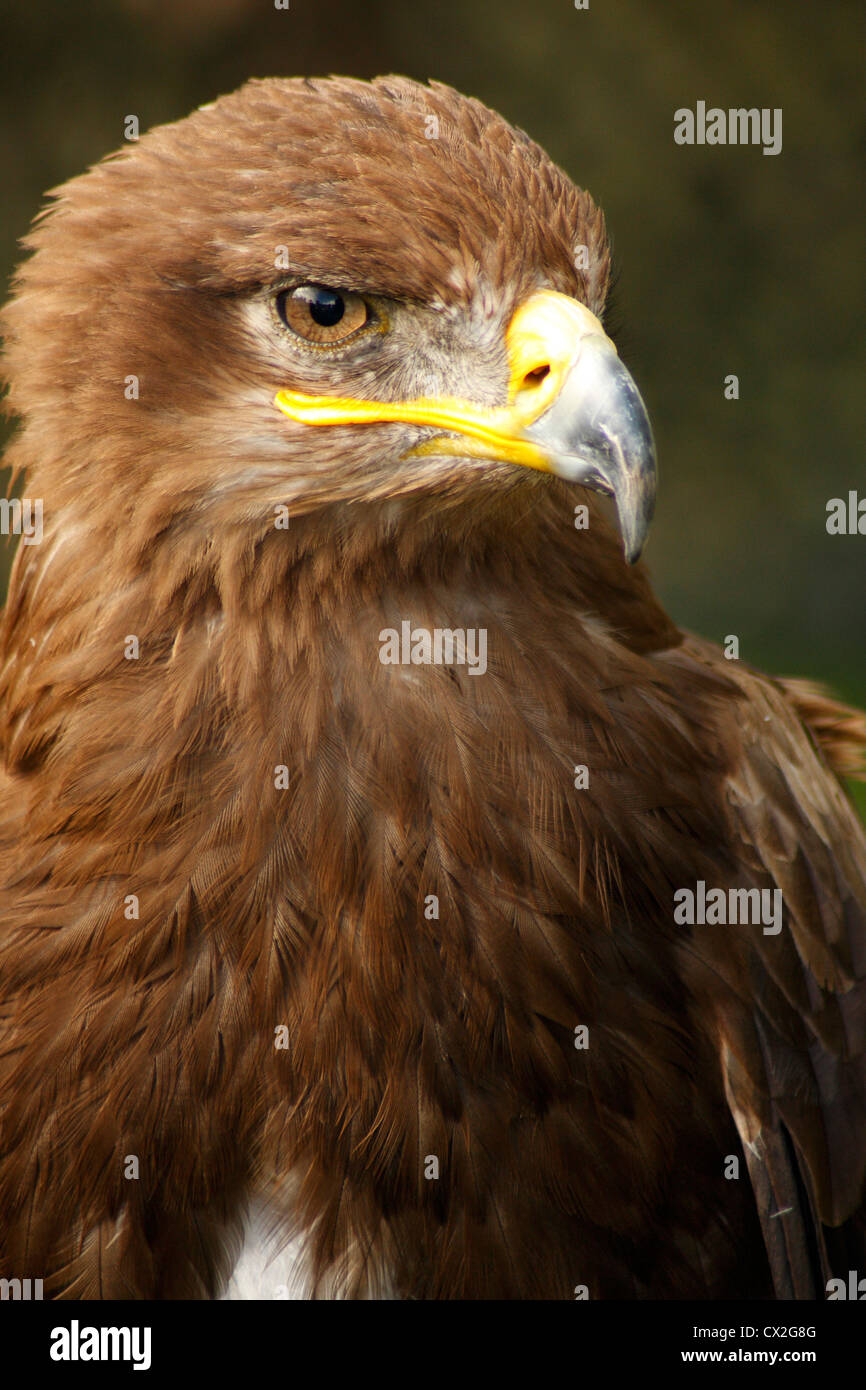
[276,284,369,344]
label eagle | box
[1,75,864,1302]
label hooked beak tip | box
[523,339,658,563]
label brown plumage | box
[0,75,864,1300]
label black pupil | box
[307,287,345,327]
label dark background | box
[1,0,864,808]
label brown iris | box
[276,284,369,344]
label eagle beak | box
[274,289,656,562]
[505,293,657,563]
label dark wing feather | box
[675,638,866,1298]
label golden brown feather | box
[0,76,864,1300]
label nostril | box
[523,364,550,387]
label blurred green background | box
[1,0,864,805]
